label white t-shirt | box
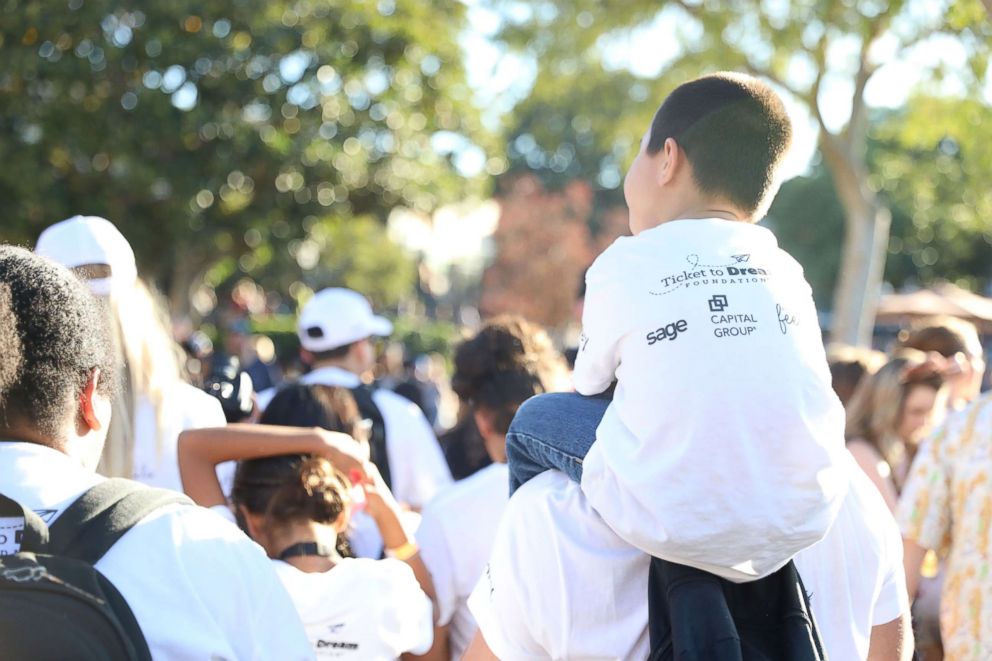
[575,218,849,581]
[469,460,908,661]
[0,441,314,660]
[261,366,452,558]
[131,382,235,495]
[417,463,509,660]
[273,558,433,660]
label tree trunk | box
[830,201,891,346]
[167,245,210,325]
[820,135,891,347]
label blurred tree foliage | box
[871,97,992,291]
[489,0,991,343]
[769,97,992,308]
[0,0,495,314]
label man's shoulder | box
[104,502,286,609]
[836,459,901,555]
[504,471,610,543]
[122,501,259,552]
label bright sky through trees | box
[458,0,992,181]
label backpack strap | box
[0,493,50,552]
[794,565,827,660]
[350,383,391,489]
[48,478,192,566]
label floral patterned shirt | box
[897,393,992,660]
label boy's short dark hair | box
[648,72,793,218]
[0,246,117,439]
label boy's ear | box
[656,137,682,187]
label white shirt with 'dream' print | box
[575,218,849,582]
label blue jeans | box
[506,392,610,495]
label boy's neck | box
[632,198,751,234]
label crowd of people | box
[2,71,992,661]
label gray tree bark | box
[819,132,891,347]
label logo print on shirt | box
[646,319,688,345]
[776,304,799,335]
[707,296,758,338]
[708,295,729,312]
[650,254,771,296]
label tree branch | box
[807,28,833,140]
[845,47,873,151]
[741,60,812,105]
[669,0,703,19]
[844,7,897,149]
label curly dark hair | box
[233,384,364,555]
[451,316,566,436]
[0,246,117,440]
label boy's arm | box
[572,255,626,395]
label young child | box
[506,72,850,583]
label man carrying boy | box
[504,72,850,649]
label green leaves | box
[0,0,493,314]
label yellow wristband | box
[385,541,419,561]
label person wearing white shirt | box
[178,386,437,660]
[0,245,312,659]
[415,317,569,660]
[259,287,451,558]
[503,73,849,584]
[35,215,233,493]
[465,457,912,661]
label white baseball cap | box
[297,287,393,352]
[35,215,137,297]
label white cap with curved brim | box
[297,287,393,352]
[35,215,137,297]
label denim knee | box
[508,392,574,438]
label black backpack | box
[350,383,391,489]
[647,558,827,661]
[0,479,191,661]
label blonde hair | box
[845,349,945,483]
[100,279,187,478]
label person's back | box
[178,386,436,660]
[0,445,311,659]
[0,246,312,659]
[466,458,911,660]
[507,72,848,581]
[274,557,433,658]
[578,217,847,578]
